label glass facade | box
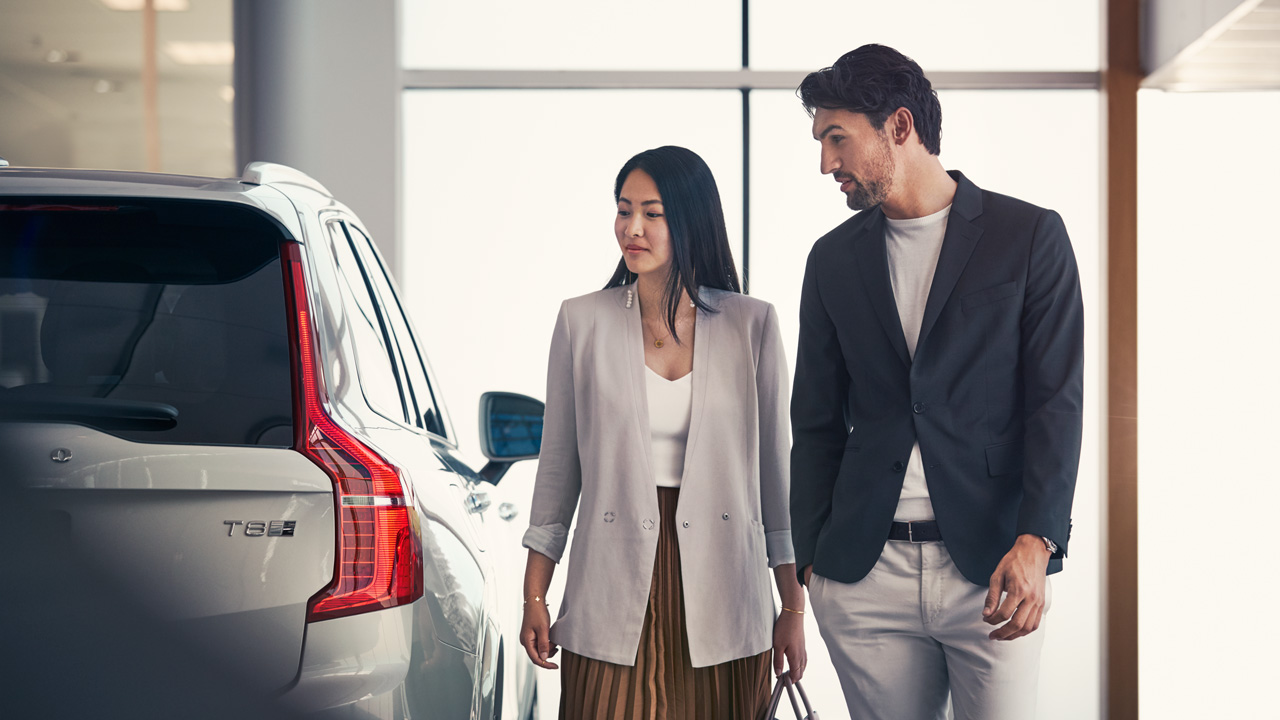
[401,6,1105,717]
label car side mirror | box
[477,391,544,484]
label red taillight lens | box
[281,244,424,622]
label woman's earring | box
[626,288,633,308]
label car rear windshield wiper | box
[0,398,178,431]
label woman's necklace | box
[649,323,672,349]
[643,308,694,349]
[630,286,697,349]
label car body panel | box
[0,164,537,718]
[0,423,334,692]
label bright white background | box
[403,87,1103,719]
[402,90,743,716]
[747,0,1099,71]
[1137,89,1280,719]
[401,0,741,70]
[400,2,1105,717]
[749,88,1102,720]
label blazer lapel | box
[916,172,984,355]
[622,286,656,486]
[853,210,911,367]
[679,290,713,486]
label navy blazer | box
[790,170,1083,586]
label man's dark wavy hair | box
[798,44,943,156]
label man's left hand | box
[983,534,1051,641]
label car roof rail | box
[241,161,331,196]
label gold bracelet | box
[781,606,805,615]
[524,595,546,605]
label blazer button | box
[683,521,690,528]
[642,518,654,530]
[913,402,927,414]
[892,461,905,472]
[722,513,730,520]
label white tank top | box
[645,366,692,488]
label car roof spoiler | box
[241,161,331,196]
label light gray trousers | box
[809,540,1050,720]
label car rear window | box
[0,198,295,446]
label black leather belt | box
[889,520,942,543]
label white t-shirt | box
[645,366,692,488]
[884,204,951,521]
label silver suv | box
[0,162,542,719]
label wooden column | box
[1106,0,1140,718]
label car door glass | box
[339,222,425,431]
[347,225,449,440]
[324,221,409,424]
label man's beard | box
[842,134,894,211]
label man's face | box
[811,107,895,211]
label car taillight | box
[281,243,423,622]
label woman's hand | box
[521,549,559,669]
[772,563,808,679]
[520,600,559,669]
[773,609,807,680]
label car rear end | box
[0,178,435,715]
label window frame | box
[344,219,456,446]
[322,217,412,426]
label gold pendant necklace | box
[642,299,695,350]
[647,321,673,349]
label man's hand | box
[983,534,1051,641]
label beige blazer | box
[522,285,794,667]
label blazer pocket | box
[961,281,1019,311]
[985,440,1025,477]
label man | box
[790,45,1083,720]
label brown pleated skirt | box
[559,487,772,720]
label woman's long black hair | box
[604,145,742,345]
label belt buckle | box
[908,522,925,543]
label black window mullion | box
[741,0,750,295]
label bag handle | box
[767,672,820,719]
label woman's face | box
[615,169,672,279]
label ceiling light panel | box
[99,0,191,10]
[164,41,234,65]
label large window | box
[1137,89,1280,719]
[402,0,741,70]
[402,89,743,467]
[401,4,1104,717]
[748,88,1102,720]
[748,1,1099,71]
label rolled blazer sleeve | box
[1016,209,1084,556]
[757,303,795,567]
[521,301,582,563]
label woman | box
[519,146,806,720]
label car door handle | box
[466,490,491,514]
